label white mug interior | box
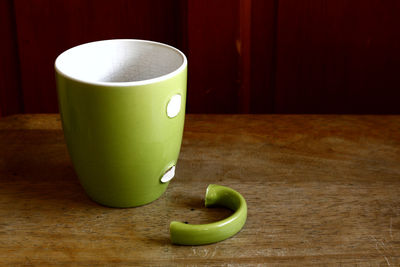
[55,39,186,86]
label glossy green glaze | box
[55,40,187,208]
[170,184,247,245]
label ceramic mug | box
[55,39,187,207]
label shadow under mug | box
[55,39,187,207]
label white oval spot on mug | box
[167,94,181,118]
[161,165,176,183]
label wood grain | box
[0,114,399,265]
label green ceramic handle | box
[170,184,247,245]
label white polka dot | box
[160,166,176,183]
[167,94,181,118]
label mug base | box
[84,184,169,208]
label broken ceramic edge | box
[170,184,247,245]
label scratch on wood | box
[370,236,391,266]
[377,243,391,266]
[384,256,391,266]
[390,217,393,240]
[24,256,33,266]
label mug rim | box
[54,39,187,87]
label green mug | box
[55,39,187,207]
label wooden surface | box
[0,114,399,266]
[2,0,400,116]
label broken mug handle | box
[170,184,247,245]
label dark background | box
[1,0,400,116]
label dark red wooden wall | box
[1,0,400,116]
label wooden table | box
[0,114,399,266]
